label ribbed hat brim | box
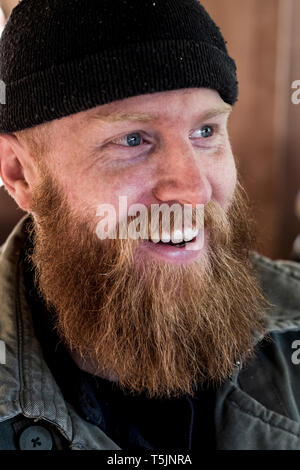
[0,39,238,132]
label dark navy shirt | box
[22,236,216,451]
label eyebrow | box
[87,105,232,124]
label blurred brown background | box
[201,0,300,260]
[1,0,300,259]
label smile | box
[140,230,207,265]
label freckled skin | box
[42,88,236,232]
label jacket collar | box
[0,214,72,438]
[0,214,120,450]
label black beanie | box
[0,0,238,133]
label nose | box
[152,141,212,206]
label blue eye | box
[191,125,214,139]
[115,132,143,147]
[126,133,142,146]
[200,126,213,138]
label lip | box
[140,229,207,265]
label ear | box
[0,133,37,212]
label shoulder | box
[236,253,300,423]
[250,251,300,333]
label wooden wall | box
[201,0,300,259]
[278,0,300,259]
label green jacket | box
[1,215,300,450]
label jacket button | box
[18,425,53,450]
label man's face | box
[40,88,236,262]
[27,88,267,398]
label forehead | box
[59,88,229,130]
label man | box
[0,0,300,452]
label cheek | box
[210,156,237,210]
[86,175,149,228]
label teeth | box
[171,228,199,244]
[150,228,199,244]
[171,229,184,243]
[161,231,171,243]
[183,227,199,242]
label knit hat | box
[0,0,238,133]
